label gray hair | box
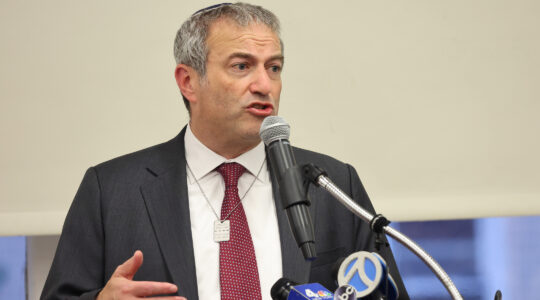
[173,2,282,112]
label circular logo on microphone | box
[336,251,383,297]
[334,284,357,300]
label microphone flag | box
[287,283,334,300]
[334,284,357,300]
[336,251,398,300]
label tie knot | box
[217,163,246,187]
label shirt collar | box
[184,124,267,184]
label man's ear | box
[175,64,198,103]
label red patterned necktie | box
[217,163,262,300]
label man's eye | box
[234,63,248,70]
[270,65,282,73]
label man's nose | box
[249,65,272,96]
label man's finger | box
[113,250,143,280]
[127,280,178,297]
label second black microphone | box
[260,116,316,261]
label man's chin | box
[243,132,262,143]
[233,117,266,143]
[240,127,263,144]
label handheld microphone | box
[336,251,399,300]
[271,278,333,300]
[260,116,316,260]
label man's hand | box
[97,250,186,300]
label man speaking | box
[41,3,409,300]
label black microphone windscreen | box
[270,277,298,300]
[260,116,290,145]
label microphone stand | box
[302,164,464,300]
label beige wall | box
[1,0,539,236]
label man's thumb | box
[114,250,143,280]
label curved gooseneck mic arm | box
[303,163,464,300]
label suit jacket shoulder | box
[93,130,186,183]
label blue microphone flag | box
[336,251,398,300]
[287,283,333,300]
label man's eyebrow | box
[227,52,284,63]
[269,54,285,63]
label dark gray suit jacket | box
[41,128,409,299]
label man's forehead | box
[206,18,279,46]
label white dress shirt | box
[185,124,282,300]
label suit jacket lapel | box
[268,148,313,284]
[140,128,199,300]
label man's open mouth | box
[247,102,273,116]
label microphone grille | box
[260,116,290,145]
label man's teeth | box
[252,104,265,109]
